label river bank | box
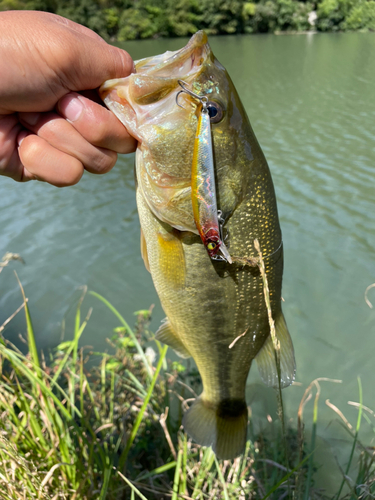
[0,255,373,498]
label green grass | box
[0,253,374,499]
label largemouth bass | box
[100,32,295,460]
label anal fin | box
[155,318,191,359]
[256,311,296,388]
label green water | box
[1,32,374,489]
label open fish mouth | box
[100,31,211,100]
[101,31,210,88]
[99,31,219,236]
[134,31,211,77]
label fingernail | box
[21,113,40,126]
[60,94,84,122]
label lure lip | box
[217,242,232,264]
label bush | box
[199,0,245,34]
[316,0,356,31]
[118,3,168,40]
[343,0,375,30]
[275,0,313,30]
[243,0,312,33]
[165,0,201,36]
[56,0,108,38]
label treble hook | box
[176,80,208,110]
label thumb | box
[67,37,135,92]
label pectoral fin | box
[256,312,296,388]
[155,318,191,359]
[140,228,150,273]
[157,231,185,289]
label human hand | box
[0,11,136,187]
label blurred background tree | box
[0,0,374,39]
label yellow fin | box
[155,319,191,358]
[255,312,296,388]
[140,228,150,273]
[183,397,248,460]
[157,231,185,289]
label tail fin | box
[182,397,248,460]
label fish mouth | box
[100,31,212,116]
[134,31,211,79]
[99,31,217,236]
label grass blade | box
[304,381,321,500]
[117,344,168,471]
[117,471,149,500]
[262,453,311,500]
[14,271,40,371]
[214,456,230,500]
[172,450,182,500]
[336,377,363,499]
[89,291,152,380]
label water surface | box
[1,32,374,489]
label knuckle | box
[88,149,117,175]
[88,121,108,145]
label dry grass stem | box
[160,407,177,460]
[326,399,354,431]
[365,283,375,308]
[228,328,249,349]
[348,401,375,417]
[0,301,26,334]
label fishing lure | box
[177,80,232,264]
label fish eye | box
[206,101,224,123]
[207,242,217,251]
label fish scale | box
[100,30,295,460]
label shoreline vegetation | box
[1,0,375,40]
[0,253,374,498]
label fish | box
[99,31,296,460]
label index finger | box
[57,92,137,154]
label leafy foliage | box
[342,0,375,30]
[243,0,313,33]
[1,0,374,37]
[315,0,356,31]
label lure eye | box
[207,242,217,251]
[206,101,224,123]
